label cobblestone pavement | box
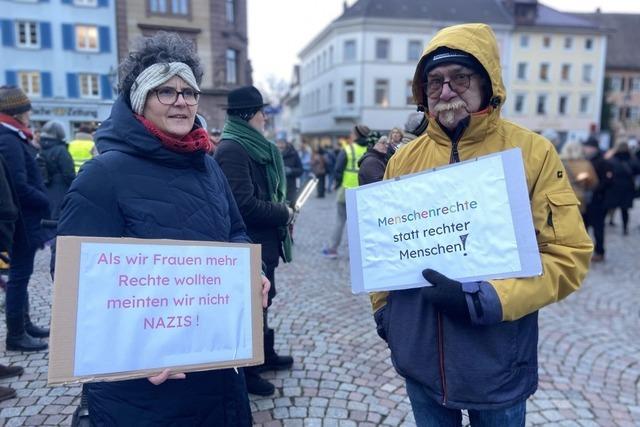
[1,193,639,426]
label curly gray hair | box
[118,32,203,104]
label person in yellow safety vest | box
[322,124,370,258]
[68,127,97,173]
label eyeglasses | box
[424,73,475,99]
[153,87,201,106]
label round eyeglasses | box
[153,87,201,106]
[424,73,475,99]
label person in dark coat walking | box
[0,85,52,352]
[38,121,75,219]
[311,146,327,197]
[276,138,303,204]
[583,137,614,261]
[607,142,639,235]
[215,86,295,396]
[57,33,265,426]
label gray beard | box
[433,100,467,126]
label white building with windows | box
[0,0,117,136]
[296,0,513,144]
[294,0,606,146]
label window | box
[328,82,333,106]
[344,80,355,106]
[537,94,547,115]
[514,94,525,114]
[322,51,327,71]
[539,63,549,81]
[16,21,39,48]
[329,46,334,66]
[585,38,593,50]
[79,73,100,98]
[226,49,237,84]
[76,25,98,51]
[542,36,551,48]
[517,62,527,80]
[74,0,97,6]
[408,40,422,61]
[564,37,572,49]
[374,79,389,107]
[580,95,590,114]
[344,40,356,61]
[561,64,571,81]
[375,39,390,60]
[609,76,623,91]
[225,0,235,23]
[406,80,414,105]
[629,107,640,121]
[582,64,593,83]
[149,0,189,16]
[18,72,41,97]
[519,35,529,48]
[558,95,568,115]
[631,78,640,92]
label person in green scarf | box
[215,86,295,397]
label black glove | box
[373,308,387,342]
[421,269,471,324]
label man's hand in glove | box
[421,269,471,324]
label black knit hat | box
[0,85,31,116]
[354,124,370,139]
[423,48,485,76]
[224,86,269,110]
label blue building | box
[1,0,117,137]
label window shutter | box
[98,0,109,6]
[40,22,52,49]
[62,24,75,50]
[67,73,79,98]
[5,71,17,86]
[1,20,14,47]
[100,75,112,100]
[42,72,53,97]
[98,26,110,53]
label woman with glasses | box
[57,32,263,426]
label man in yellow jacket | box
[371,24,593,425]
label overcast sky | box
[247,0,640,87]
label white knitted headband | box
[129,62,200,115]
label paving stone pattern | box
[1,194,638,426]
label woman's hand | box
[261,275,271,308]
[147,369,186,385]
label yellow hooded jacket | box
[371,24,592,321]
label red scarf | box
[0,113,34,142]
[135,114,212,154]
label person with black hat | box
[321,123,370,258]
[401,111,428,146]
[0,85,53,352]
[370,24,592,425]
[215,85,295,396]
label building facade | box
[116,0,251,129]
[294,0,607,146]
[504,1,606,144]
[1,0,118,137]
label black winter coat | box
[215,138,290,268]
[357,148,388,186]
[39,137,75,219]
[608,152,637,209]
[280,142,303,203]
[0,124,53,249]
[57,97,252,426]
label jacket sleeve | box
[57,158,124,237]
[215,142,289,228]
[0,134,49,210]
[488,144,593,321]
[58,147,76,186]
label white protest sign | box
[48,237,262,385]
[346,148,541,293]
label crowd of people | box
[0,23,638,426]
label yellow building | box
[503,1,606,144]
